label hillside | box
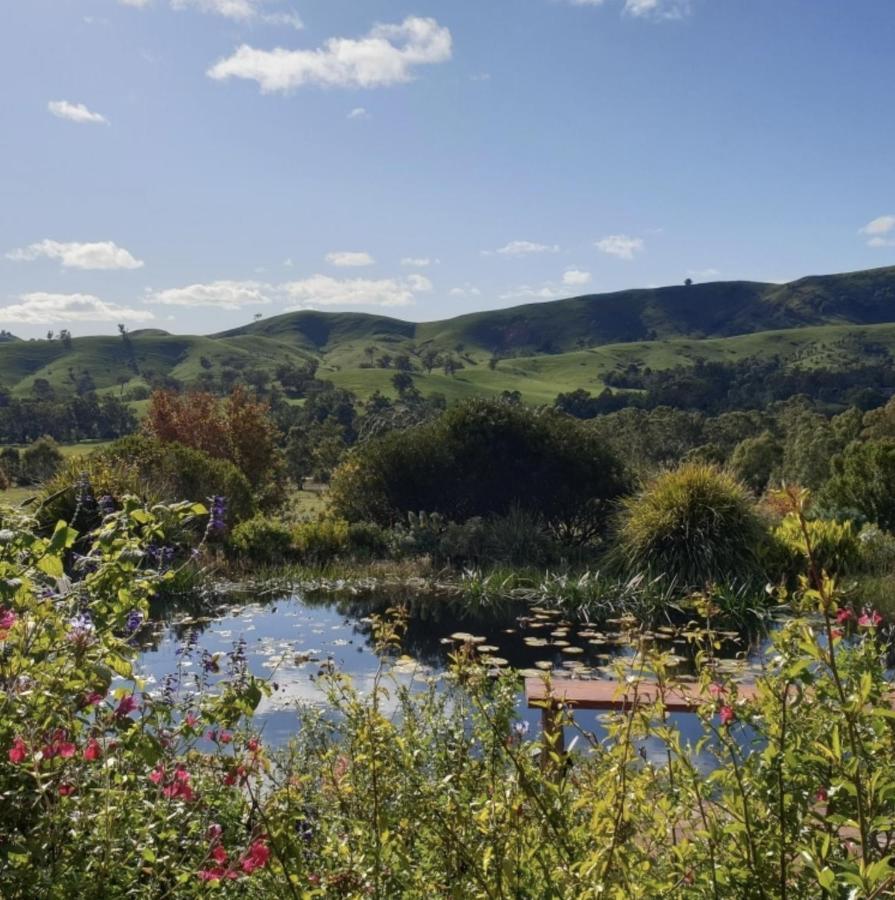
[2,265,895,403]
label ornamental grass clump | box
[616,461,769,589]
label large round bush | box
[329,400,629,541]
[38,435,255,530]
[615,462,768,588]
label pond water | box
[135,587,774,767]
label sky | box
[0,0,893,338]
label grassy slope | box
[3,266,895,404]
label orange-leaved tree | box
[144,386,280,491]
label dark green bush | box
[345,521,391,560]
[330,399,629,541]
[20,436,64,485]
[820,439,895,531]
[38,435,255,531]
[228,516,294,564]
[615,462,769,588]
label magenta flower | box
[58,783,76,797]
[84,739,102,762]
[0,608,16,633]
[858,609,883,629]
[835,608,854,625]
[240,840,271,875]
[8,737,27,764]
[719,705,736,727]
[115,695,139,717]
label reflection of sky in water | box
[136,590,771,770]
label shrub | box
[0,447,20,484]
[38,435,254,532]
[20,435,64,485]
[768,514,861,581]
[291,518,349,564]
[345,521,391,560]
[330,399,629,541]
[228,515,294,564]
[615,462,768,588]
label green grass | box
[0,441,112,507]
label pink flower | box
[58,783,76,797]
[84,739,102,762]
[247,738,260,754]
[0,608,16,634]
[835,608,854,625]
[241,840,270,875]
[816,787,828,803]
[858,609,883,629]
[149,766,165,785]
[708,682,727,698]
[56,741,76,759]
[84,691,105,706]
[831,628,844,640]
[206,823,223,842]
[185,712,199,728]
[719,705,736,727]
[115,695,139,717]
[219,730,233,745]
[211,846,228,865]
[8,737,27,765]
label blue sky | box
[0,0,893,337]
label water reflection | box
[136,587,772,766]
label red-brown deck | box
[524,677,759,713]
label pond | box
[134,586,775,767]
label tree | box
[821,440,895,530]
[144,386,280,491]
[730,431,782,493]
[391,371,416,398]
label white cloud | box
[686,267,720,280]
[562,269,592,286]
[171,0,258,20]
[48,100,108,125]
[401,257,431,268]
[347,107,370,120]
[0,293,154,325]
[449,284,482,297]
[499,284,561,302]
[284,274,431,309]
[860,215,895,247]
[259,11,303,29]
[207,16,452,93]
[624,0,692,19]
[595,234,644,260]
[489,240,560,257]
[147,280,273,308]
[561,0,693,18]
[7,240,143,270]
[325,251,375,268]
[117,0,151,7]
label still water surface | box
[136,588,772,765]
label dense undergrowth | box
[1,491,895,897]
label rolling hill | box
[2,265,895,404]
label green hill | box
[2,265,895,404]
